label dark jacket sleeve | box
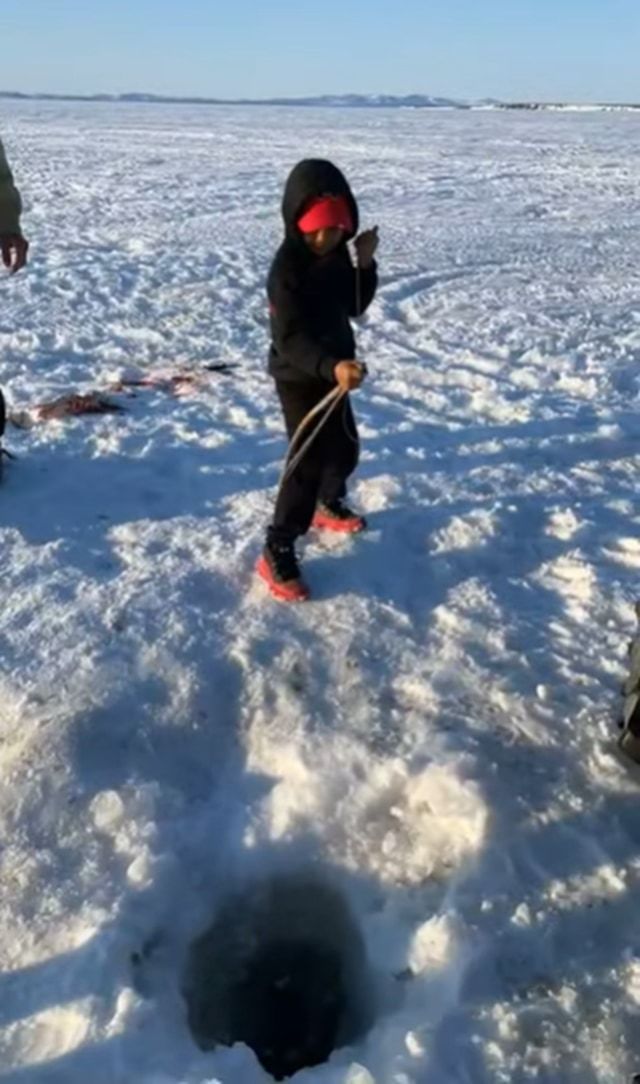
[270,265,338,383]
[0,139,22,236]
[346,259,378,318]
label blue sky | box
[2,0,639,102]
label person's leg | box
[317,396,359,507]
[259,381,330,599]
[0,387,6,479]
[268,382,329,545]
[313,397,366,532]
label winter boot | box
[256,539,310,602]
[312,499,366,534]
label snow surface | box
[1,101,640,1083]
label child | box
[257,159,379,601]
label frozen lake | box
[1,101,640,1083]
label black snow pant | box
[268,380,359,544]
[0,388,6,479]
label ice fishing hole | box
[182,872,375,1080]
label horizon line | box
[1,90,639,109]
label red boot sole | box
[312,512,366,534]
[256,557,310,602]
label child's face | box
[302,227,344,257]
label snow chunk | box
[405,1030,426,1058]
[545,507,582,541]
[408,912,461,975]
[625,958,640,1007]
[90,790,125,832]
[5,1000,92,1070]
[544,864,627,910]
[430,509,498,554]
[511,902,532,927]
[259,750,488,887]
[533,551,596,619]
[345,1065,376,1084]
[126,850,156,889]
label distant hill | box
[0,90,468,108]
[0,90,638,111]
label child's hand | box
[334,361,366,391]
[355,227,379,269]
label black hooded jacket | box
[267,160,378,385]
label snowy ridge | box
[0,91,466,109]
[1,101,640,1082]
[3,90,640,112]
[2,90,639,111]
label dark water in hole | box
[182,872,375,1080]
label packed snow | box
[1,101,640,1083]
